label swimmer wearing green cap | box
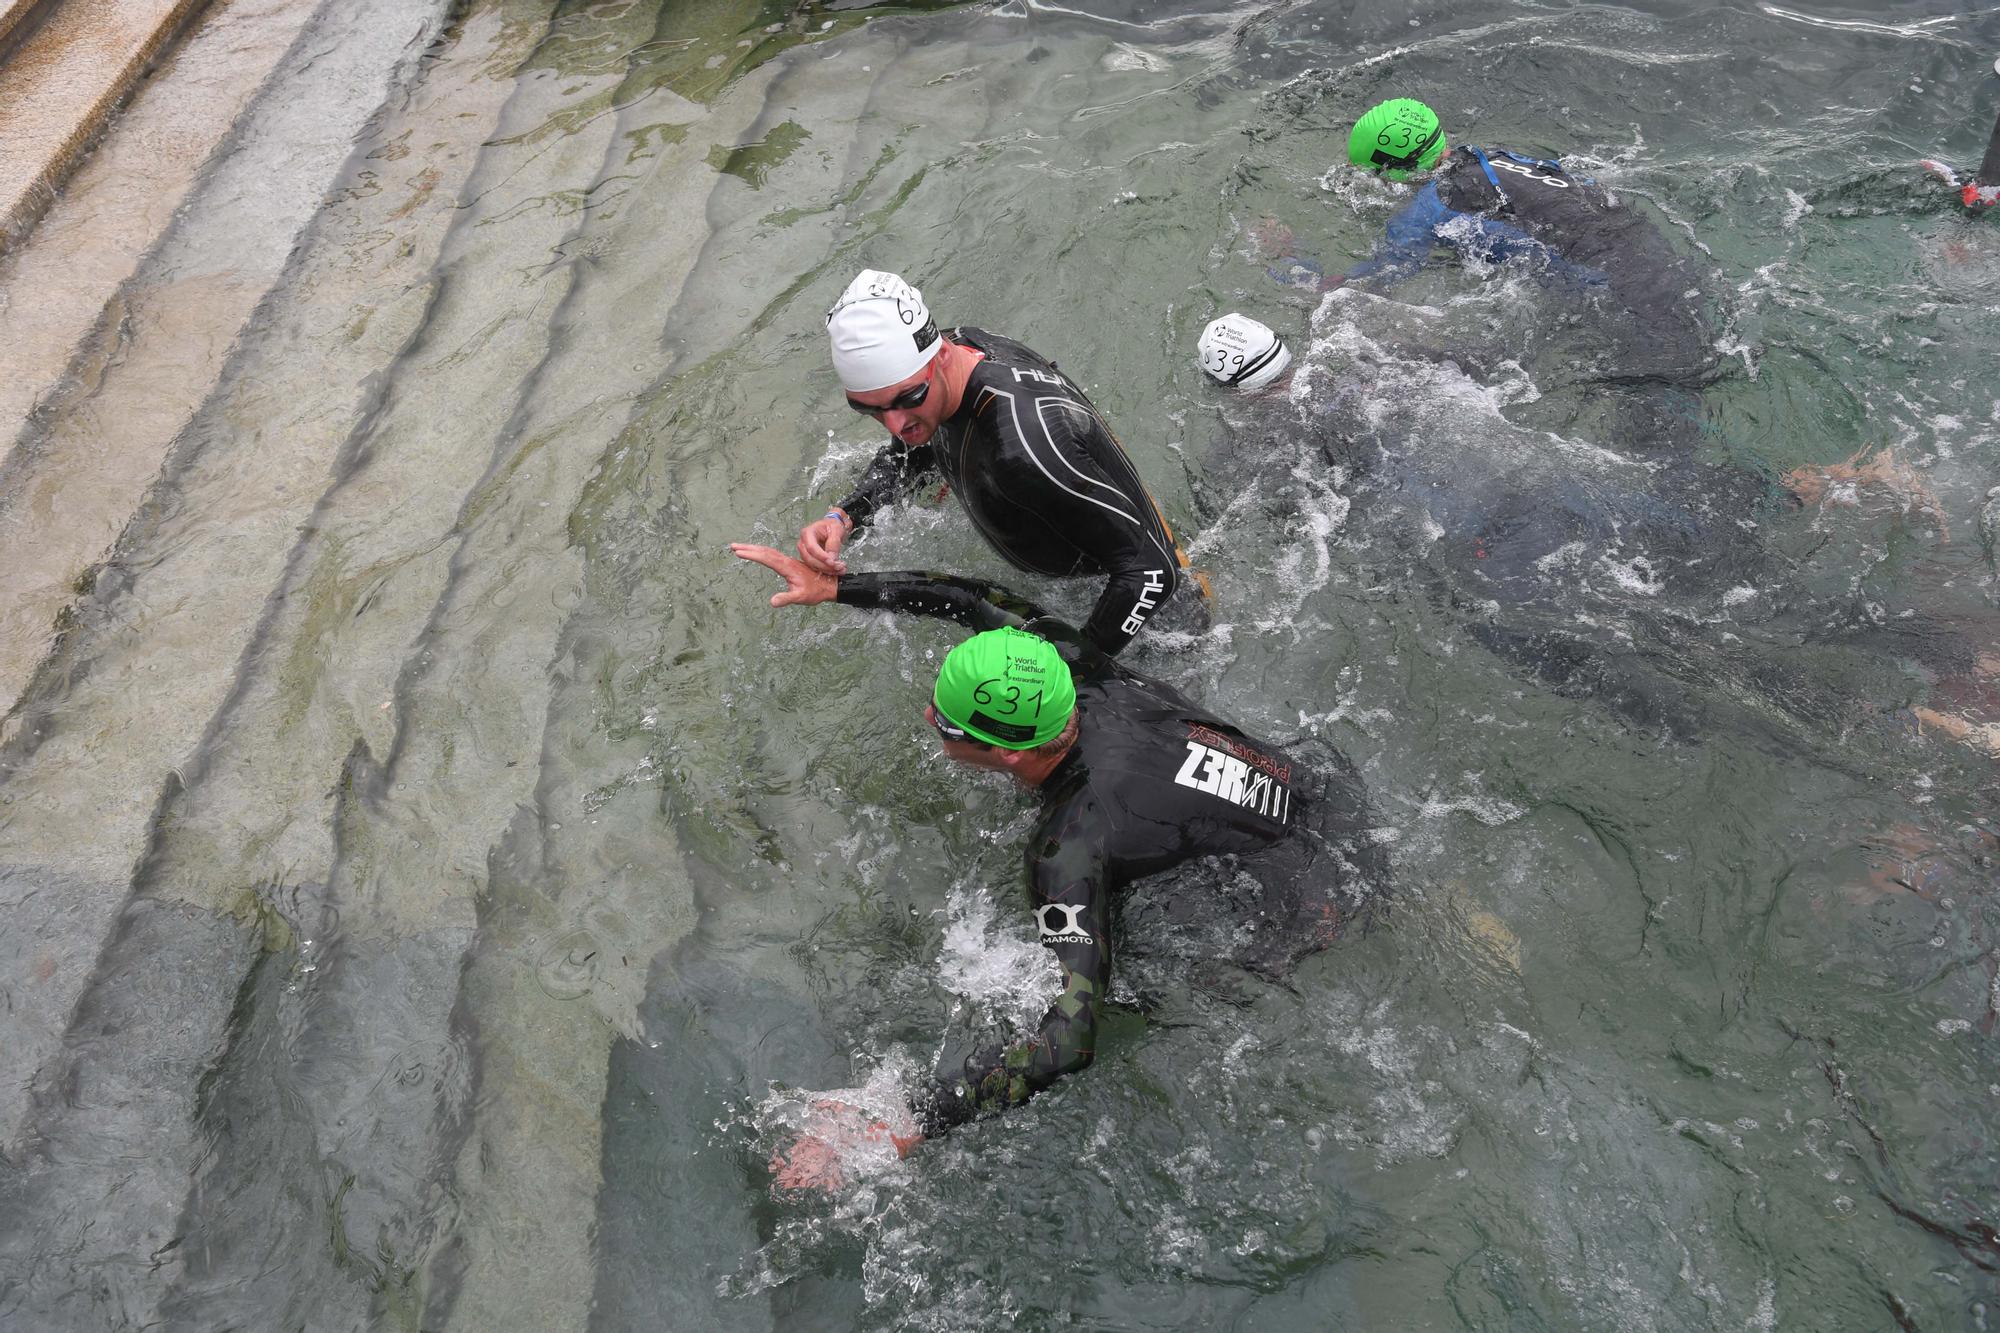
[731,543,1385,1192]
[1314,96,1715,383]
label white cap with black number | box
[1198,312,1292,391]
[826,269,945,392]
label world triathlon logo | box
[1036,902,1093,946]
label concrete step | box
[0,0,49,50]
[0,0,212,253]
[0,0,319,458]
[0,0,367,719]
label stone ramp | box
[0,0,724,1326]
[0,0,979,1324]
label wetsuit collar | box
[933,334,985,421]
[1032,729,1086,792]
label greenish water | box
[2,0,1998,1329]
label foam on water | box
[935,879,1063,1033]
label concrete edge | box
[0,0,50,53]
[0,0,214,255]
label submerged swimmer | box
[731,543,1385,1190]
[1260,96,1716,388]
[1194,309,1997,755]
[796,269,1202,656]
[1194,307,1774,734]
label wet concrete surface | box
[0,0,318,484]
[0,0,448,713]
[0,0,212,250]
[0,0,722,1324]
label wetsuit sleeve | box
[1449,216,1606,284]
[921,809,1110,1133]
[835,570,1052,632]
[1003,427,1178,657]
[1079,557,1176,658]
[1344,182,1454,284]
[833,440,938,529]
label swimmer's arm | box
[731,548,1072,635]
[1060,473,1181,653]
[1001,421,1177,655]
[1344,182,1453,285]
[834,570,1053,632]
[1078,561,1176,657]
[921,834,1110,1134]
[833,440,939,530]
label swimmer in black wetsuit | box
[798,269,1200,657]
[1319,97,1717,387]
[730,543,1384,1190]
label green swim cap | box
[932,627,1076,749]
[1348,98,1447,181]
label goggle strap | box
[1227,340,1283,386]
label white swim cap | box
[826,269,945,392]
[1197,312,1292,391]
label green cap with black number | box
[1349,98,1447,181]
[932,627,1076,749]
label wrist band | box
[823,508,852,528]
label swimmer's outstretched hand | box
[769,1098,922,1195]
[798,510,851,575]
[731,543,837,607]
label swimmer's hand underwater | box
[769,1098,922,1195]
[732,543,836,607]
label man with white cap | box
[798,269,1199,656]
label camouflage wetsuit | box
[833,570,1384,1135]
[835,328,1196,656]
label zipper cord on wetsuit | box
[1469,146,1508,207]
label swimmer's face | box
[847,359,944,446]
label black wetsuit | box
[834,570,1384,1134]
[1351,145,1714,385]
[835,328,1188,656]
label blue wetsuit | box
[1351,147,1607,285]
[1347,144,1716,387]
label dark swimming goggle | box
[927,706,992,749]
[1369,123,1443,173]
[847,369,932,416]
